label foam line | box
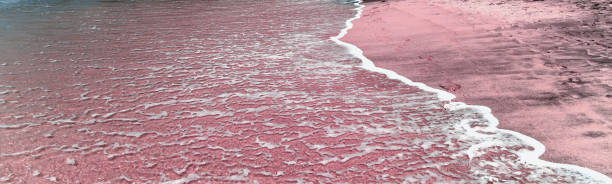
[330,0,612,182]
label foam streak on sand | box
[334,1,612,183]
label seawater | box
[0,0,609,183]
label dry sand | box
[343,0,612,176]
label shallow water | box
[0,0,609,183]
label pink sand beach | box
[0,0,610,183]
[342,0,612,177]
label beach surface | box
[342,0,612,176]
[1,0,611,183]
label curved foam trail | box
[330,1,612,183]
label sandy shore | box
[343,0,612,176]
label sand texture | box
[342,0,612,176]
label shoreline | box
[342,0,612,177]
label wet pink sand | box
[342,0,612,177]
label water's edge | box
[331,1,612,182]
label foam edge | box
[330,1,612,182]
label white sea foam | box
[0,122,39,129]
[65,157,76,165]
[160,174,201,184]
[255,137,280,149]
[331,0,612,182]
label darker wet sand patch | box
[583,131,607,138]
